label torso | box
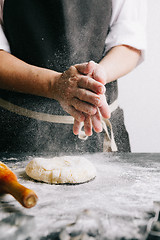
[0,0,130,153]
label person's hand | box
[73,61,110,136]
[52,65,106,122]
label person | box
[0,0,147,153]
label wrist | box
[98,63,109,85]
[46,70,62,100]
[29,65,61,99]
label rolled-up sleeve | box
[0,0,10,52]
[0,24,10,52]
[104,0,147,64]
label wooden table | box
[0,153,160,240]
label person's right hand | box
[51,65,106,123]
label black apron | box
[0,0,131,153]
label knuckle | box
[74,99,81,110]
[69,65,75,71]
[76,88,85,101]
[84,77,91,88]
[68,65,77,75]
[81,89,88,99]
[68,77,77,88]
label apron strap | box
[78,100,118,152]
[103,100,118,152]
[0,98,118,152]
[0,98,74,124]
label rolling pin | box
[0,161,38,208]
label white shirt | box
[0,0,147,63]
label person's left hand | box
[73,61,110,136]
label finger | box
[84,114,92,136]
[99,95,111,119]
[71,98,97,115]
[67,65,79,76]
[64,105,85,122]
[78,76,105,94]
[73,119,81,135]
[91,110,103,133]
[75,61,107,85]
[75,61,96,75]
[76,88,103,107]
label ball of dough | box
[25,156,96,184]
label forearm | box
[0,50,60,98]
[0,50,107,123]
[99,45,141,84]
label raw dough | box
[25,156,96,184]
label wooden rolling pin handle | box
[0,161,38,208]
[5,181,38,208]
